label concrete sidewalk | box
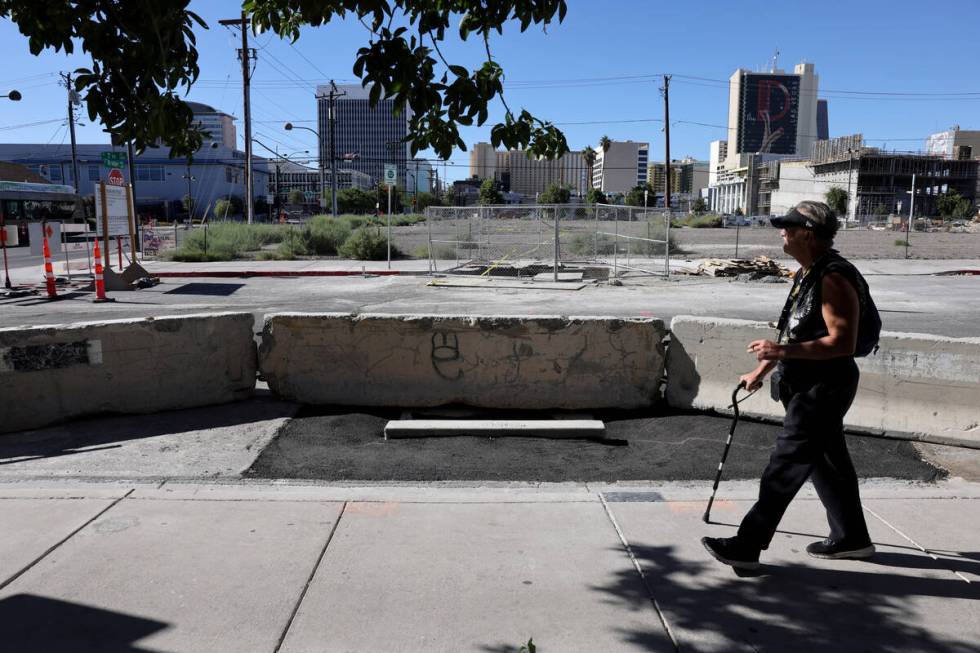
[1,478,977,652]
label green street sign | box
[383,164,397,184]
[101,151,128,170]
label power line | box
[286,40,331,80]
[0,118,64,131]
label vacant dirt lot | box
[670,227,980,260]
[394,219,979,262]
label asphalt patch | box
[164,282,244,296]
[246,407,945,483]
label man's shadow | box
[0,593,169,652]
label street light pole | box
[285,121,328,214]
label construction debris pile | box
[681,256,793,281]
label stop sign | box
[107,168,125,186]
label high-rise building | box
[188,102,236,149]
[406,159,434,196]
[711,62,821,214]
[508,150,588,197]
[708,140,728,188]
[470,142,497,180]
[725,62,818,167]
[318,84,411,188]
[816,99,829,141]
[648,157,710,195]
[468,142,589,197]
[592,141,648,193]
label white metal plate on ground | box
[384,419,606,439]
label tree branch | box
[483,31,513,118]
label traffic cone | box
[92,237,113,303]
[42,231,58,300]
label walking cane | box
[703,381,756,523]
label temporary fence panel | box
[592,204,672,278]
[423,203,672,278]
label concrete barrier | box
[0,313,256,433]
[259,313,666,409]
[666,315,980,446]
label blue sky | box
[1,0,978,182]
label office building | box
[648,157,710,196]
[188,101,236,149]
[816,99,829,141]
[319,84,411,188]
[406,159,435,196]
[470,142,497,180]
[468,143,590,197]
[508,150,588,197]
[592,141,648,194]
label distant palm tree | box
[581,145,596,192]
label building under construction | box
[769,135,979,219]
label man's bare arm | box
[748,273,860,362]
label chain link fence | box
[140,223,191,258]
[423,204,672,278]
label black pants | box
[737,359,871,550]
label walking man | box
[703,200,879,570]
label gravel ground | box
[246,406,944,483]
[669,227,980,260]
[387,221,980,262]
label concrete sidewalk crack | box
[0,487,135,592]
[273,501,348,653]
[598,493,680,652]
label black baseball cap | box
[770,208,837,237]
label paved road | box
[3,258,979,337]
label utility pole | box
[219,13,256,224]
[661,74,672,213]
[906,173,916,260]
[414,159,420,212]
[845,149,855,229]
[60,73,81,196]
[182,164,196,222]
[322,80,347,217]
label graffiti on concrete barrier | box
[503,341,534,384]
[0,340,100,372]
[431,332,463,380]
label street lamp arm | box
[284,123,319,139]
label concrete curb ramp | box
[0,313,256,433]
[259,313,667,409]
[665,315,980,447]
